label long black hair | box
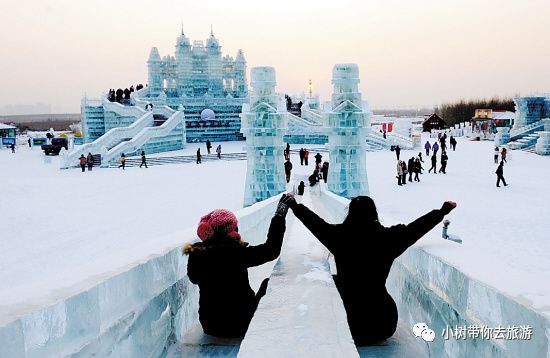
[342,196,379,226]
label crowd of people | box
[107,84,144,103]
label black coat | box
[292,204,445,344]
[187,216,285,338]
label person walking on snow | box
[432,141,439,156]
[407,157,415,182]
[501,147,507,163]
[395,145,401,160]
[183,195,292,338]
[418,152,424,163]
[321,162,329,183]
[304,149,309,166]
[119,153,126,170]
[287,195,457,345]
[428,153,437,173]
[87,152,94,171]
[299,148,305,166]
[10,143,15,153]
[216,145,222,159]
[424,141,431,156]
[140,150,148,168]
[450,136,457,151]
[494,147,500,164]
[414,158,422,182]
[315,152,323,166]
[206,140,212,155]
[196,148,202,164]
[79,154,87,172]
[397,160,404,186]
[297,181,305,195]
[439,151,448,174]
[28,137,32,148]
[496,161,508,187]
[284,158,293,183]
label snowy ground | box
[0,135,549,324]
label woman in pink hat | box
[183,194,294,338]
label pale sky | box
[1,0,550,113]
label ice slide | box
[101,109,184,166]
[2,189,548,357]
[61,100,176,168]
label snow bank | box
[0,195,281,357]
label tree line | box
[434,97,516,127]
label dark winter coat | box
[187,216,286,338]
[315,153,323,164]
[496,164,504,176]
[431,155,437,165]
[292,204,445,344]
[284,161,293,174]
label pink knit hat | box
[197,209,240,241]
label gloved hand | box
[440,201,457,215]
[275,194,296,218]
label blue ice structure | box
[323,64,370,199]
[506,96,549,153]
[64,29,248,168]
[535,119,550,155]
[241,67,288,207]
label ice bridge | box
[1,186,548,357]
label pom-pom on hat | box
[197,209,239,241]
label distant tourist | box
[450,136,457,151]
[400,160,407,185]
[428,153,437,174]
[321,162,329,183]
[140,151,148,168]
[79,154,87,172]
[297,181,305,195]
[494,147,500,164]
[206,140,212,154]
[432,141,439,155]
[397,160,404,186]
[418,152,424,163]
[414,158,422,182]
[299,148,305,166]
[216,144,222,159]
[394,145,401,160]
[496,161,508,187]
[284,158,293,183]
[119,153,126,170]
[87,152,94,171]
[424,141,431,156]
[10,143,15,153]
[315,152,323,166]
[501,147,507,163]
[439,151,448,174]
[28,137,32,148]
[309,169,320,186]
[197,148,202,164]
[408,157,415,182]
[304,149,309,166]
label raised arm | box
[241,215,286,267]
[390,201,456,256]
[291,203,338,253]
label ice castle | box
[67,29,249,168]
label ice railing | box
[319,188,550,358]
[509,119,545,140]
[102,109,184,165]
[0,195,281,358]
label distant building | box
[422,113,446,132]
[471,109,515,132]
[0,123,16,138]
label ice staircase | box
[101,109,184,166]
[61,101,177,168]
[507,120,545,150]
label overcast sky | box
[1,0,549,113]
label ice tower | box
[241,67,288,207]
[323,64,370,198]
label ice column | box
[241,67,288,207]
[535,119,550,155]
[512,97,546,129]
[323,64,370,199]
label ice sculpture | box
[241,67,288,207]
[494,127,510,147]
[512,97,546,130]
[323,64,370,199]
[535,119,550,155]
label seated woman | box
[287,196,456,345]
[183,195,294,338]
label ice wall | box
[0,196,281,358]
[319,189,550,358]
[240,67,288,207]
[323,64,370,199]
[513,97,547,129]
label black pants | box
[217,153,221,159]
[494,155,499,164]
[119,163,125,170]
[414,172,420,181]
[81,164,85,172]
[395,152,400,160]
[408,171,413,182]
[397,175,402,185]
[300,157,304,165]
[401,174,407,184]
[286,173,291,183]
[497,175,507,187]
[88,164,93,171]
[429,164,436,173]
[425,149,429,156]
[140,160,147,168]
[305,158,308,165]
[439,162,447,173]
